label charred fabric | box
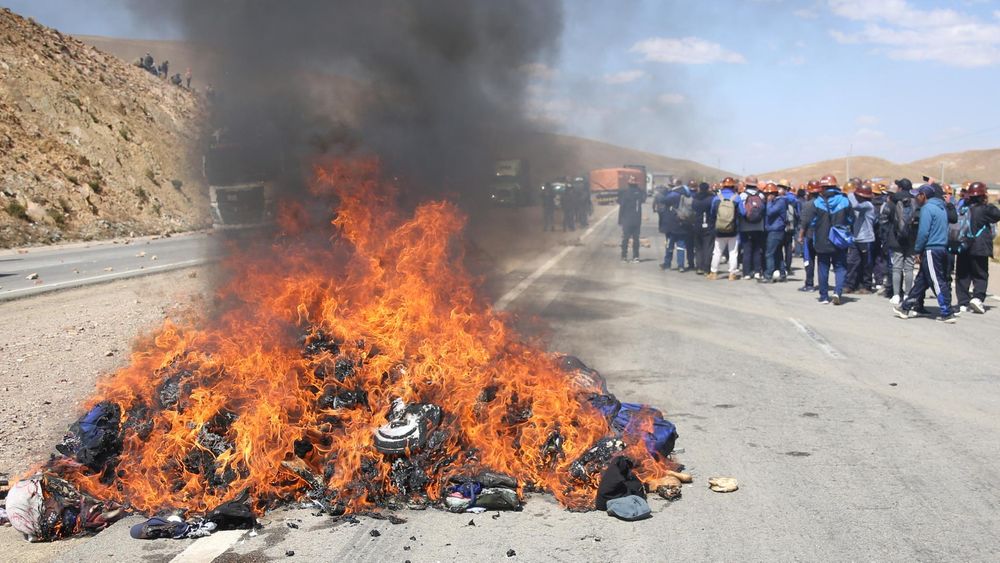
[6,351,680,541]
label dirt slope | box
[0,9,208,248]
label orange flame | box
[51,157,677,514]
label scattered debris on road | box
[708,477,739,493]
[25,273,38,280]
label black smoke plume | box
[131,0,564,205]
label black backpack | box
[894,199,914,241]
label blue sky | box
[6,0,1000,173]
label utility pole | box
[940,162,945,184]
[846,143,853,181]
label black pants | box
[782,231,795,273]
[903,248,952,316]
[694,230,715,272]
[846,241,874,290]
[740,231,765,277]
[621,224,640,259]
[955,253,989,307]
[803,237,816,287]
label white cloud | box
[657,93,686,105]
[630,37,746,64]
[602,70,646,84]
[794,8,819,19]
[855,127,887,140]
[828,0,1000,67]
[781,55,807,66]
[856,115,879,126]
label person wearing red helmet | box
[845,181,877,294]
[810,174,851,305]
[737,176,766,280]
[708,177,742,280]
[954,181,1000,314]
[797,180,822,292]
[762,182,788,282]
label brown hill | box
[761,149,1000,187]
[0,9,208,248]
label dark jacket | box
[691,190,716,234]
[657,187,691,235]
[811,189,851,254]
[764,197,787,232]
[737,189,765,232]
[966,202,1000,257]
[880,190,916,252]
[618,185,646,228]
[799,197,817,237]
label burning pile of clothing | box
[6,160,683,542]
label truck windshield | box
[205,145,271,186]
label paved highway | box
[0,232,221,301]
[7,208,1000,562]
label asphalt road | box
[11,208,1000,562]
[0,232,220,301]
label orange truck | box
[589,167,644,205]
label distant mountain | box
[760,149,1000,187]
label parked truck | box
[623,163,653,195]
[204,142,276,229]
[490,159,532,206]
[589,167,645,205]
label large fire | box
[48,158,678,515]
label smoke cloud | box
[130,0,564,204]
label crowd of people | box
[616,174,1000,323]
[542,181,593,232]
[135,52,193,89]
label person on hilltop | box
[953,181,1000,314]
[762,182,788,283]
[894,184,956,323]
[691,181,716,276]
[737,176,766,280]
[619,176,646,263]
[707,177,741,280]
[797,180,822,292]
[810,175,851,305]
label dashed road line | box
[789,317,844,359]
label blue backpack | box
[612,403,678,458]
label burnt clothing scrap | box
[55,401,123,471]
[595,456,645,511]
[6,474,124,542]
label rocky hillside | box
[0,8,208,248]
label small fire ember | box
[36,158,679,530]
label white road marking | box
[169,529,246,563]
[0,259,206,299]
[494,206,616,311]
[789,317,844,360]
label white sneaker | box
[958,305,968,315]
[754,272,762,280]
[772,271,780,281]
[970,298,986,314]
[889,295,901,306]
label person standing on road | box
[737,176,766,280]
[185,67,193,89]
[708,177,741,280]
[880,178,916,306]
[562,183,577,232]
[763,182,788,283]
[954,182,1000,314]
[798,180,821,292]
[894,184,956,323]
[541,183,556,232]
[691,181,716,275]
[659,182,695,271]
[811,174,851,305]
[778,180,798,277]
[845,181,877,294]
[619,177,646,263]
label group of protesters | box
[542,180,593,232]
[135,52,192,89]
[616,174,1000,323]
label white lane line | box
[494,206,616,311]
[0,259,206,298]
[169,529,246,563]
[789,317,844,360]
